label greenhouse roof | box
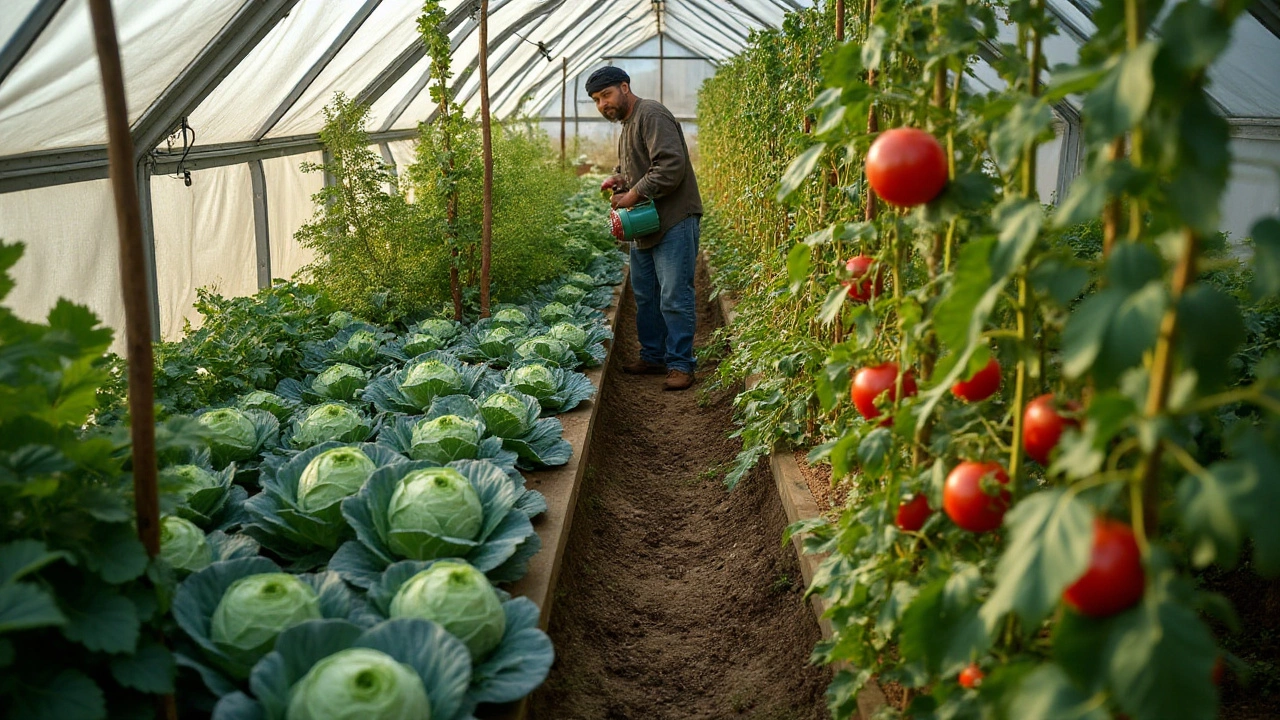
[0,0,1276,194]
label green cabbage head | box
[409,415,480,463]
[159,516,212,573]
[343,330,379,365]
[402,333,441,357]
[285,647,431,720]
[313,363,369,400]
[163,464,222,501]
[211,573,322,666]
[294,403,367,447]
[548,322,587,350]
[517,336,570,363]
[297,447,376,512]
[390,561,505,660]
[538,302,574,327]
[553,284,587,306]
[238,390,293,421]
[387,468,483,559]
[400,360,462,408]
[328,310,356,328]
[491,308,529,328]
[566,271,596,289]
[419,318,458,341]
[509,364,558,401]
[480,392,532,438]
[199,408,259,464]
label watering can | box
[608,200,660,241]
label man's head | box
[586,66,634,122]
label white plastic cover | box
[264,152,324,281]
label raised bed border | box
[707,252,890,720]
[481,270,627,720]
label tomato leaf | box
[786,242,812,295]
[1176,461,1254,569]
[776,143,827,203]
[1061,288,1123,379]
[1176,286,1245,393]
[899,565,990,676]
[1082,42,1158,144]
[1222,426,1280,576]
[1008,664,1110,720]
[1249,217,1280,301]
[980,490,1093,632]
[818,284,851,326]
[857,428,893,473]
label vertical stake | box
[478,0,493,318]
[561,57,567,166]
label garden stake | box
[478,0,494,318]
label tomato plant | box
[896,494,932,532]
[951,357,1001,402]
[1063,519,1144,617]
[1022,394,1079,466]
[943,461,1011,533]
[864,128,948,208]
[851,362,917,425]
[842,255,884,303]
[959,663,985,689]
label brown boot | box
[621,359,666,375]
[664,369,695,391]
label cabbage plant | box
[328,310,356,328]
[301,323,390,371]
[330,460,546,589]
[514,336,577,369]
[243,442,405,565]
[209,618,473,720]
[409,415,482,463]
[552,283,587,306]
[365,560,554,705]
[418,318,460,341]
[161,462,248,530]
[160,515,213,573]
[374,396,517,474]
[504,363,596,414]
[490,307,529,329]
[478,391,540,439]
[537,301,576,327]
[197,408,279,468]
[548,321,612,367]
[312,363,369,401]
[402,332,442,357]
[363,352,496,414]
[565,271,597,290]
[173,557,374,687]
[236,390,298,422]
[288,403,373,449]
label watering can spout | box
[608,200,661,241]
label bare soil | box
[791,452,849,518]
[528,261,832,720]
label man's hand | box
[611,188,643,210]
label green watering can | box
[608,200,660,241]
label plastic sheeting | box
[264,152,324,281]
[151,164,257,339]
[0,179,127,350]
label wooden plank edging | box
[705,252,889,720]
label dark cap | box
[585,66,630,95]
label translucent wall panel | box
[0,0,244,155]
[1207,16,1280,119]
[264,152,324,281]
[187,0,357,144]
[1221,137,1280,242]
[0,1,43,44]
[0,179,127,353]
[151,165,257,339]
[387,139,419,201]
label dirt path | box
[528,261,833,720]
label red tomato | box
[1023,394,1081,466]
[896,494,932,532]
[958,663,984,689]
[1063,518,1144,617]
[851,362,918,426]
[943,461,1011,533]
[951,357,1001,403]
[865,128,949,207]
[842,255,884,303]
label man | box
[587,66,703,391]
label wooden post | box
[836,0,845,41]
[478,0,493,318]
[560,57,567,166]
[659,31,665,104]
[87,2,176,718]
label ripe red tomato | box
[865,128,949,207]
[896,494,932,532]
[851,362,918,426]
[951,357,1001,403]
[1063,518,1144,617]
[943,461,1011,533]
[1023,394,1081,466]
[958,663,984,689]
[842,255,884,303]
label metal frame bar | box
[516,16,659,118]
[254,0,385,141]
[248,158,271,289]
[134,160,160,339]
[1252,0,1280,39]
[667,2,750,51]
[354,0,483,109]
[0,0,68,89]
[376,16,478,132]
[447,1,568,123]
[132,0,300,160]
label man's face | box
[591,83,629,122]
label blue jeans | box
[629,216,700,373]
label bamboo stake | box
[87,3,176,718]
[836,0,845,41]
[478,0,493,318]
[560,57,567,166]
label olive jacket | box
[613,98,703,249]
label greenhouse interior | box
[1,0,1278,718]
